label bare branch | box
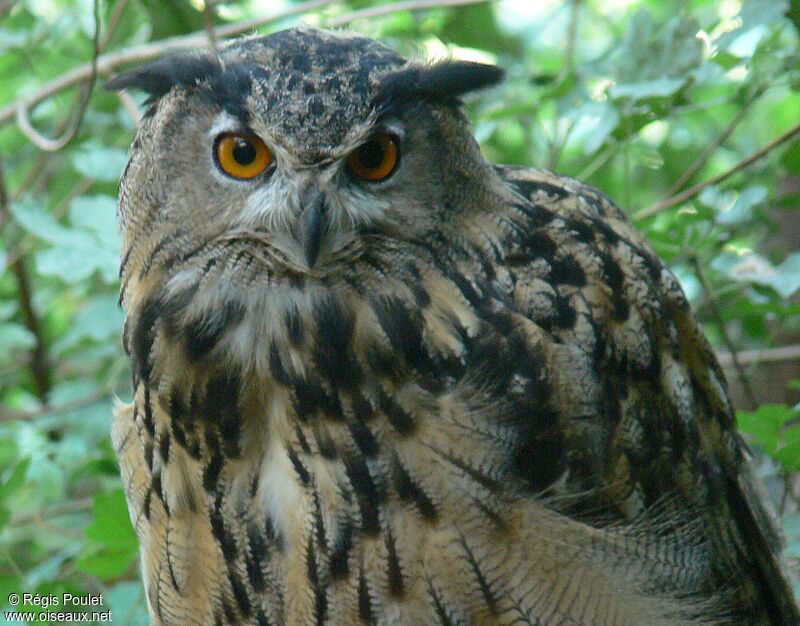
[16,102,76,151]
[9,499,92,526]
[9,260,51,401]
[16,0,103,151]
[0,0,492,129]
[0,0,334,127]
[636,121,800,221]
[0,391,109,423]
[0,0,15,18]
[560,0,580,78]
[102,0,131,51]
[115,87,143,126]
[0,158,52,401]
[203,0,220,52]
[716,344,800,367]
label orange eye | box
[214,133,273,180]
[346,134,399,182]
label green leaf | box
[0,323,36,353]
[75,545,137,580]
[612,10,703,83]
[105,581,149,626]
[0,457,30,501]
[68,195,119,245]
[610,77,687,100]
[738,404,800,466]
[53,293,124,352]
[85,489,137,550]
[0,575,25,613]
[565,101,620,154]
[781,139,800,174]
[10,197,118,282]
[717,0,790,52]
[701,185,768,225]
[139,0,204,39]
[77,489,138,580]
[0,300,18,320]
[776,425,800,472]
[10,198,74,245]
[71,143,128,182]
[0,458,30,531]
[712,252,800,299]
[0,27,28,54]
[36,242,119,284]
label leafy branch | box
[664,87,766,197]
[636,120,800,220]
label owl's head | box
[108,28,504,282]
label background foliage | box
[0,0,798,622]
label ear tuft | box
[416,60,505,99]
[104,54,220,101]
[377,59,504,108]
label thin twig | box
[547,118,576,170]
[622,109,632,210]
[101,0,131,50]
[636,120,800,220]
[203,0,220,52]
[16,0,102,151]
[692,256,758,410]
[666,88,764,197]
[559,0,580,80]
[576,143,618,181]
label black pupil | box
[358,139,386,169]
[232,138,257,165]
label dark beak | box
[300,190,327,267]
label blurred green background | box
[0,0,799,622]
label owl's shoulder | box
[486,163,797,622]
[494,164,639,241]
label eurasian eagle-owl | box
[106,27,798,625]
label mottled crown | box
[105,27,504,157]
